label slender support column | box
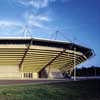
[21,71,24,79]
[74,47,76,81]
[48,65,51,78]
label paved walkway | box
[0,79,68,85]
[0,77,99,85]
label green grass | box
[0,79,100,100]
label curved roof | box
[0,38,94,73]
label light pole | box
[74,47,76,81]
[94,67,96,77]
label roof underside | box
[0,38,93,73]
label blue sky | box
[0,0,100,67]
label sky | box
[0,0,100,67]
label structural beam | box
[19,39,32,70]
[39,48,67,73]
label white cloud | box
[24,12,51,28]
[28,19,44,28]
[0,15,51,37]
[17,0,56,9]
[9,0,55,35]
[0,20,22,28]
[37,15,50,21]
[28,14,50,22]
[0,20,24,36]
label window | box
[24,72,33,78]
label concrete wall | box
[0,65,63,79]
[0,65,21,79]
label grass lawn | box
[0,79,99,100]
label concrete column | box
[33,73,38,79]
[21,72,24,79]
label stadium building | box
[0,38,93,79]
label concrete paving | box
[0,79,68,85]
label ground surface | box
[0,79,99,100]
[0,79,67,85]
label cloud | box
[14,0,52,28]
[0,20,24,36]
[10,0,56,36]
[13,0,54,30]
[24,12,51,28]
[16,0,56,9]
[0,16,51,36]
[0,20,22,28]
[37,15,50,21]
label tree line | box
[71,66,100,76]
